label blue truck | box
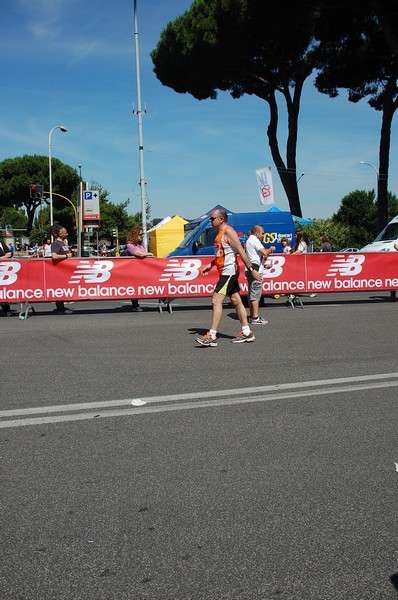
[167,210,296,257]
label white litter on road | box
[131,399,147,407]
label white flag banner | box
[255,167,274,205]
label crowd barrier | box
[0,253,397,306]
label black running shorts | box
[214,274,240,296]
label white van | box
[360,215,398,252]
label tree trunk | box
[377,76,398,234]
[22,200,41,235]
[265,89,302,217]
[285,78,304,218]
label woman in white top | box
[290,231,308,254]
[43,239,52,258]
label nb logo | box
[159,259,202,282]
[326,254,365,277]
[0,261,21,285]
[263,256,285,278]
[69,260,114,284]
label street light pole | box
[48,125,68,229]
[133,0,148,250]
[360,161,379,202]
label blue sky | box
[2,0,397,222]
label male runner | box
[196,208,262,347]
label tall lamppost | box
[133,0,148,249]
[360,160,379,202]
[48,125,68,228]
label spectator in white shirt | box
[245,225,275,324]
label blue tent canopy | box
[294,215,313,226]
[185,204,234,230]
[265,205,312,225]
[265,206,284,213]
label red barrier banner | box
[0,259,46,302]
[254,252,398,295]
[0,253,397,303]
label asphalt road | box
[1,292,398,599]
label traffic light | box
[29,184,44,199]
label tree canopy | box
[330,189,398,247]
[302,189,398,249]
[0,206,28,230]
[301,219,352,251]
[90,181,146,244]
[332,190,378,247]
[151,0,320,217]
[313,0,398,233]
[0,155,80,233]
[0,156,147,243]
[152,1,398,230]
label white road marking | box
[1,373,397,429]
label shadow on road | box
[389,572,398,592]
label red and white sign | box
[0,254,397,303]
[83,190,100,221]
[255,166,274,205]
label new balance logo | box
[326,254,365,277]
[0,261,21,285]
[159,259,202,282]
[68,260,114,284]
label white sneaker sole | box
[196,338,217,347]
[231,336,255,344]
